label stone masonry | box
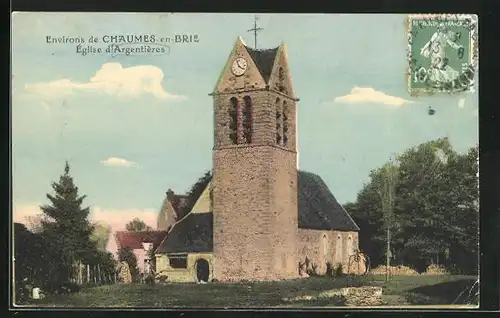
[208,38,360,282]
[212,38,299,281]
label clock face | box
[231,58,248,76]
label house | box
[114,231,168,274]
[150,37,364,283]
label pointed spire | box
[238,36,246,46]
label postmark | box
[407,14,478,95]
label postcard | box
[11,12,479,308]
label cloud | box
[24,62,187,101]
[100,157,136,167]
[334,87,414,107]
[13,203,43,224]
[13,204,158,256]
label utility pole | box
[380,158,397,282]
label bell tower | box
[210,36,299,281]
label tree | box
[346,138,478,274]
[177,170,212,218]
[91,221,111,251]
[125,218,153,232]
[39,161,97,284]
[117,247,140,282]
[24,214,48,234]
[13,223,51,302]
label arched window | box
[347,236,354,257]
[242,96,252,144]
[229,97,239,144]
[335,234,343,262]
[275,97,282,145]
[322,234,328,259]
[282,100,289,146]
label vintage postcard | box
[11,13,479,309]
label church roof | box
[298,171,360,231]
[244,45,279,83]
[155,212,213,254]
[155,170,359,254]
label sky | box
[11,13,478,232]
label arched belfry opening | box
[282,100,289,146]
[242,96,253,144]
[276,97,282,145]
[229,97,239,144]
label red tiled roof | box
[115,231,168,250]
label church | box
[150,36,362,283]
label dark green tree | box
[39,161,97,283]
[125,217,153,232]
[13,223,51,302]
[346,138,478,274]
[117,247,140,282]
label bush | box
[335,264,344,277]
[117,247,140,282]
[145,274,155,285]
[325,262,335,277]
[155,271,168,284]
[307,263,319,277]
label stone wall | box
[155,253,213,283]
[298,229,364,275]
[212,145,299,281]
[269,148,299,279]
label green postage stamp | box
[407,14,478,95]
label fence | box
[69,262,117,286]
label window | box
[229,97,239,144]
[335,235,343,262]
[276,98,282,145]
[282,100,289,146]
[278,67,285,81]
[347,236,354,257]
[322,234,328,259]
[278,67,286,93]
[169,255,188,269]
[242,96,253,144]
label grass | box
[18,275,478,308]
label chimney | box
[166,189,175,201]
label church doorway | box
[195,258,210,282]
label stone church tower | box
[210,37,299,281]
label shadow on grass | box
[403,278,477,305]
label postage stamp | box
[11,13,479,309]
[407,14,478,95]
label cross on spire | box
[247,15,263,49]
